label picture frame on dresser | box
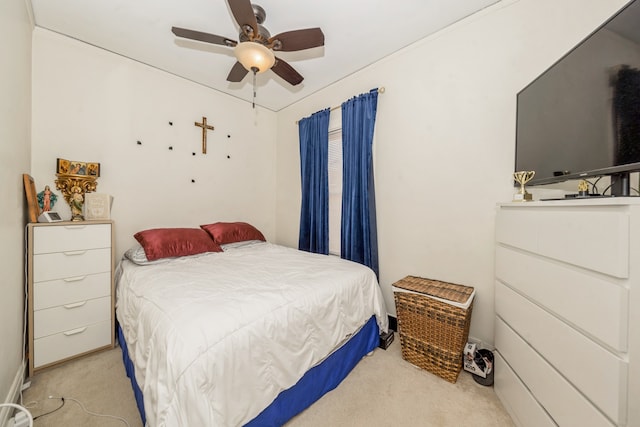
[23,174,39,223]
[26,220,115,376]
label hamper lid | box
[392,276,475,309]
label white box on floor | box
[464,342,487,378]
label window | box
[328,128,342,255]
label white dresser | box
[494,199,640,427]
[27,221,115,376]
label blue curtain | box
[341,89,379,277]
[298,108,331,254]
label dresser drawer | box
[33,320,112,369]
[496,245,628,351]
[33,272,111,310]
[495,317,615,427]
[496,283,627,424]
[495,206,629,278]
[34,296,111,338]
[494,352,556,427]
[33,248,111,282]
[33,223,111,254]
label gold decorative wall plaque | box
[56,158,100,177]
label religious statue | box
[70,188,85,221]
[37,185,57,212]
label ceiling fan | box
[171,0,325,86]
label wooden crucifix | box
[194,116,215,154]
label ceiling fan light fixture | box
[234,41,275,74]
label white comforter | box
[116,242,388,427]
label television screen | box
[515,0,640,195]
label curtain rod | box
[295,87,385,125]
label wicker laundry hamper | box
[393,276,475,383]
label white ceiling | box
[29,0,499,111]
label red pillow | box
[134,228,222,261]
[200,222,266,245]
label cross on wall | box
[195,116,214,154]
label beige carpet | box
[21,339,514,426]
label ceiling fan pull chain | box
[252,67,258,109]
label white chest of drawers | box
[27,221,115,376]
[494,200,640,427]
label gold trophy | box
[513,171,535,202]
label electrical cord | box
[0,229,35,427]
[0,228,36,427]
[31,397,65,421]
[21,225,30,403]
[46,396,131,427]
[586,177,601,195]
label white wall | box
[275,0,630,346]
[31,29,278,261]
[0,0,32,417]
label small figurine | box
[578,180,589,196]
[70,188,85,221]
[37,185,57,212]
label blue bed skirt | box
[118,315,379,426]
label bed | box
[115,223,388,426]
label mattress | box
[116,241,388,426]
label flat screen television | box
[515,0,640,196]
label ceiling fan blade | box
[172,27,236,47]
[227,61,249,82]
[227,0,258,39]
[269,28,324,52]
[271,58,304,86]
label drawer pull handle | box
[64,301,87,309]
[63,327,87,336]
[63,276,86,282]
[64,225,87,230]
[63,250,86,256]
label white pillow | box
[220,240,265,251]
[124,244,170,265]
